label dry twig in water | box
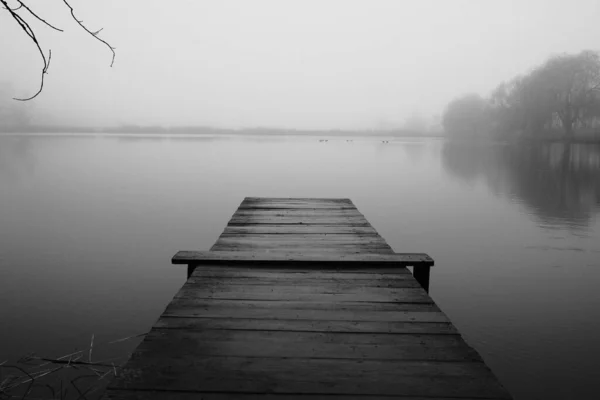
[0,331,147,399]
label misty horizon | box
[2,0,599,130]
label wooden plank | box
[173,251,434,267]
[228,216,371,225]
[213,234,389,244]
[218,233,386,239]
[214,235,391,244]
[233,210,365,217]
[164,298,441,312]
[238,203,357,210]
[212,242,392,250]
[164,300,445,322]
[153,316,460,335]
[176,281,427,297]
[211,241,391,248]
[238,199,358,210]
[189,267,412,279]
[235,205,361,211]
[173,286,432,303]
[213,241,391,249]
[210,244,394,253]
[223,225,379,235]
[122,329,483,361]
[243,197,353,203]
[111,357,511,398]
[185,276,419,288]
[186,276,417,287]
[105,390,495,400]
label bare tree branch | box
[62,0,116,67]
[1,0,115,100]
[1,0,22,11]
[1,0,51,101]
[17,1,64,32]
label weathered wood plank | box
[213,234,388,244]
[223,225,379,235]
[243,197,353,203]
[164,301,446,322]
[186,276,417,287]
[105,390,495,400]
[176,281,427,296]
[212,241,392,249]
[111,357,511,398]
[210,244,394,253]
[153,316,459,335]
[239,204,359,210]
[174,285,432,303]
[189,267,412,279]
[164,298,441,312]
[218,233,386,240]
[214,235,391,245]
[228,216,371,225]
[233,210,365,217]
[173,251,434,267]
[124,329,483,361]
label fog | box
[2,0,599,129]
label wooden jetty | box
[103,197,512,399]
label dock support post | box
[187,264,197,280]
[413,266,430,293]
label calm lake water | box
[1,134,599,399]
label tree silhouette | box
[442,94,489,138]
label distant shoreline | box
[0,126,445,138]
[2,127,599,144]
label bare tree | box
[542,51,600,136]
[0,0,115,101]
[489,51,600,138]
[442,93,489,138]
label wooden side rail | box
[172,250,434,291]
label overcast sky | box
[1,0,599,129]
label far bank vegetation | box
[443,50,600,141]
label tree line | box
[443,51,600,140]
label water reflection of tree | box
[442,141,600,229]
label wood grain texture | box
[106,391,499,400]
[164,305,446,323]
[226,217,371,223]
[173,285,432,303]
[163,297,447,322]
[209,244,395,254]
[187,266,413,278]
[118,329,484,361]
[232,211,365,217]
[111,357,510,398]
[153,316,460,335]
[227,217,372,226]
[185,275,418,287]
[243,197,353,203]
[239,204,359,210]
[216,233,390,243]
[103,197,512,400]
[223,225,379,235]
